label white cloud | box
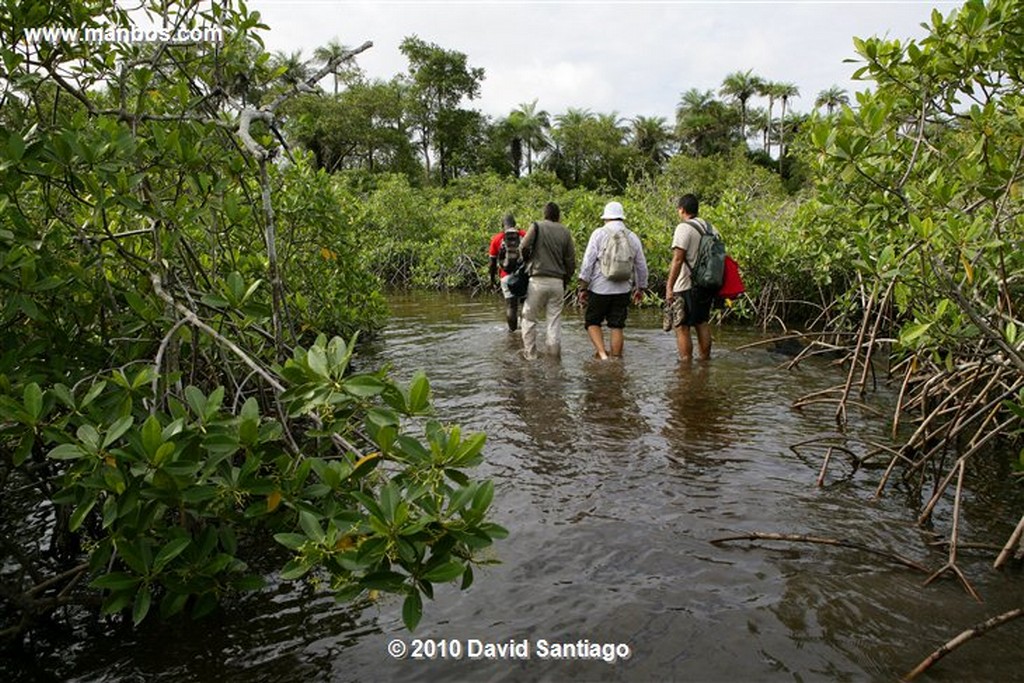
[250,0,957,121]
[483,60,615,118]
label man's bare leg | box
[586,325,609,360]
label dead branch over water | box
[710,532,930,573]
[903,608,1024,681]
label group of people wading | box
[488,194,717,362]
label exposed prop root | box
[789,434,906,485]
[920,461,982,602]
[993,513,1024,570]
[784,301,1023,570]
[710,532,930,573]
[902,608,1024,681]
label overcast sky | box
[249,0,959,121]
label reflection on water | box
[578,360,648,448]
[20,291,1024,683]
[662,362,737,461]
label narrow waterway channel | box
[26,292,1023,682]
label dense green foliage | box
[0,0,502,639]
[801,0,1024,470]
[2,0,1021,658]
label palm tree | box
[272,50,308,87]
[501,110,529,177]
[511,99,550,174]
[814,85,849,116]
[719,69,763,141]
[594,112,628,144]
[775,82,799,170]
[758,80,781,155]
[630,115,673,172]
[746,107,768,154]
[313,40,352,94]
[675,88,740,156]
[551,108,594,186]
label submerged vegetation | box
[0,0,1021,672]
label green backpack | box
[687,219,726,290]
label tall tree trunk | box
[778,98,787,173]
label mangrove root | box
[710,532,930,573]
[902,607,1024,681]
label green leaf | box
[23,382,42,423]
[80,381,106,408]
[422,561,465,583]
[141,415,163,457]
[240,397,260,422]
[306,345,329,379]
[50,383,75,409]
[103,415,134,448]
[327,336,354,375]
[153,537,191,572]
[48,443,84,460]
[90,572,142,591]
[7,131,25,162]
[402,591,423,631]
[479,522,509,540]
[279,558,311,580]
[407,372,431,413]
[202,432,240,457]
[343,375,385,397]
[153,442,175,466]
[204,386,225,419]
[101,590,134,616]
[232,575,266,592]
[133,585,152,625]
[69,497,97,531]
[14,432,34,467]
[185,385,207,419]
[160,591,189,619]
[273,533,308,551]
[77,424,102,452]
[380,481,399,524]
[900,321,932,346]
[180,486,218,503]
[448,483,477,513]
[471,480,494,514]
[362,570,407,591]
[299,511,326,543]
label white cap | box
[601,201,625,220]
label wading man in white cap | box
[577,201,648,360]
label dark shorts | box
[671,287,714,327]
[585,292,630,329]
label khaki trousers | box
[521,276,564,359]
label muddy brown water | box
[12,292,1024,682]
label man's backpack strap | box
[524,221,540,270]
[683,218,704,274]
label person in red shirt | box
[488,214,526,331]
